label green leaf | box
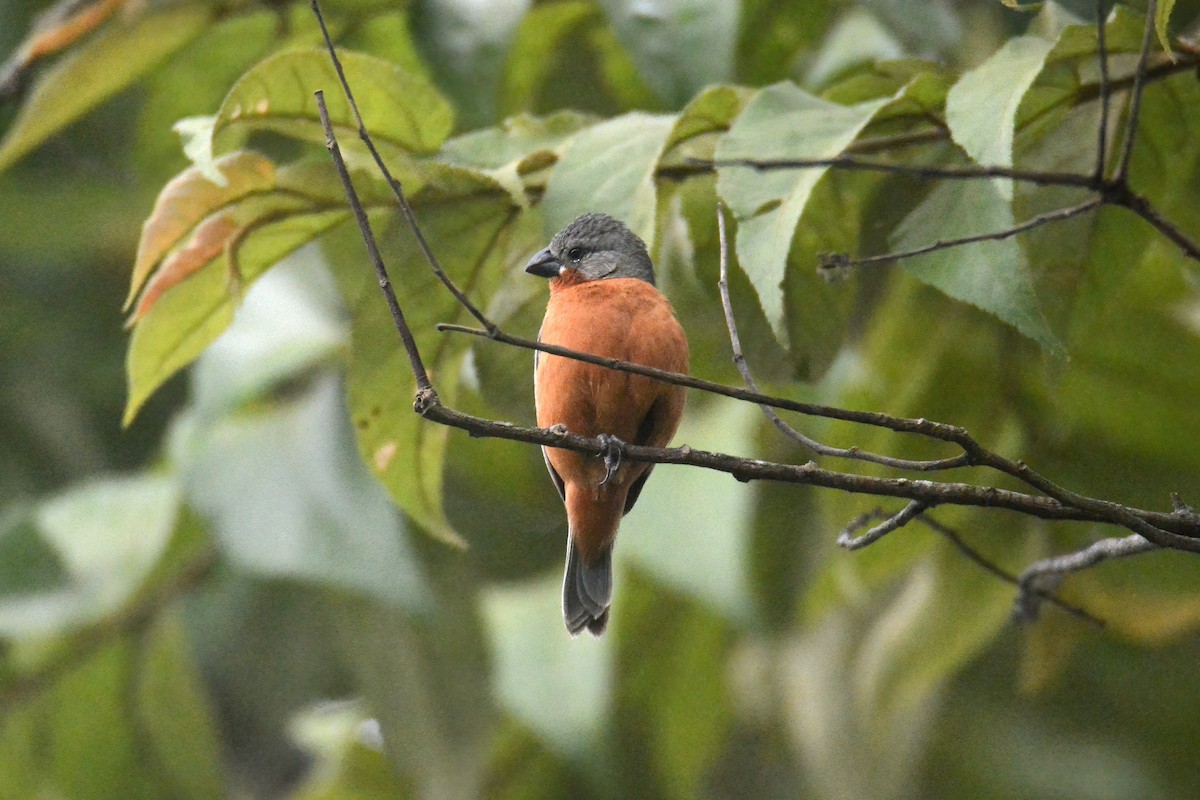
[174,374,426,608]
[134,614,225,800]
[595,0,739,107]
[855,543,1024,718]
[945,35,1054,201]
[187,247,348,422]
[803,9,905,89]
[21,641,161,798]
[620,397,756,622]
[411,0,530,129]
[0,475,180,636]
[481,575,611,761]
[715,82,893,344]
[891,179,1064,354]
[123,157,409,425]
[736,0,833,85]
[664,84,755,156]
[126,151,277,310]
[438,110,597,204]
[333,587,493,798]
[123,207,349,426]
[1046,5,1148,61]
[615,573,734,800]
[1155,0,1177,54]
[333,164,518,545]
[541,111,676,246]
[499,1,598,113]
[213,48,454,159]
[439,111,597,171]
[0,4,213,173]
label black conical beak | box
[525,246,562,278]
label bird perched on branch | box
[526,213,689,636]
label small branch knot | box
[817,252,853,283]
[413,386,440,414]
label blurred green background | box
[3,0,1200,798]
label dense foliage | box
[2,0,1199,797]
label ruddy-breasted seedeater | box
[526,213,688,636]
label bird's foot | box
[596,434,625,486]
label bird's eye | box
[567,247,583,261]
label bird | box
[526,212,689,636]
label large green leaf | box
[156,252,426,605]
[596,0,740,107]
[123,158,411,425]
[1,641,160,799]
[541,111,676,245]
[620,397,757,622]
[411,0,530,129]
[333,586,494,799]
[174,375,425,607]
[333,164,519,545]
[614,572,734,800]
[715,82,894,344]
[0,475,179,636]
[212,48,454,160]
[481,575,611,762]
[945,35,1053,201]
[0,4,213,173]
[890,179,1064,353]
[663,84,754,157]
[134,614,225,800]
[438,110,597,204]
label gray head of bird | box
[525,213,656,286]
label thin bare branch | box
[715,203,968,471]
[310,0,495,333]
[1114,191,1200,261]
[1115,0,1158,183]
[838,500,927,549]
[1014,534,1157,621]
[912,514,1104,626]
[316,90,433,393]
[1095,1,1111,181]
[819,198,1103,271]
[702,156,1097,190]
[840,510,1104,625]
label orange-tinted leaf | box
[132,215,239,322]
[23,0,125,63]
[125,151,275,310]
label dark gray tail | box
[563,535,612,636]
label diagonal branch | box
[715,203,968,471]
[1114,0,1158,183]
[838,500,927,549]
[309,0,496,334]
[843,508,1104,626]
[316,90,433,394]
[818,198,1102,270]
[1095,0,1112,181]
[1013,533,1157,621]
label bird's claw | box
[597,434,625,486]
